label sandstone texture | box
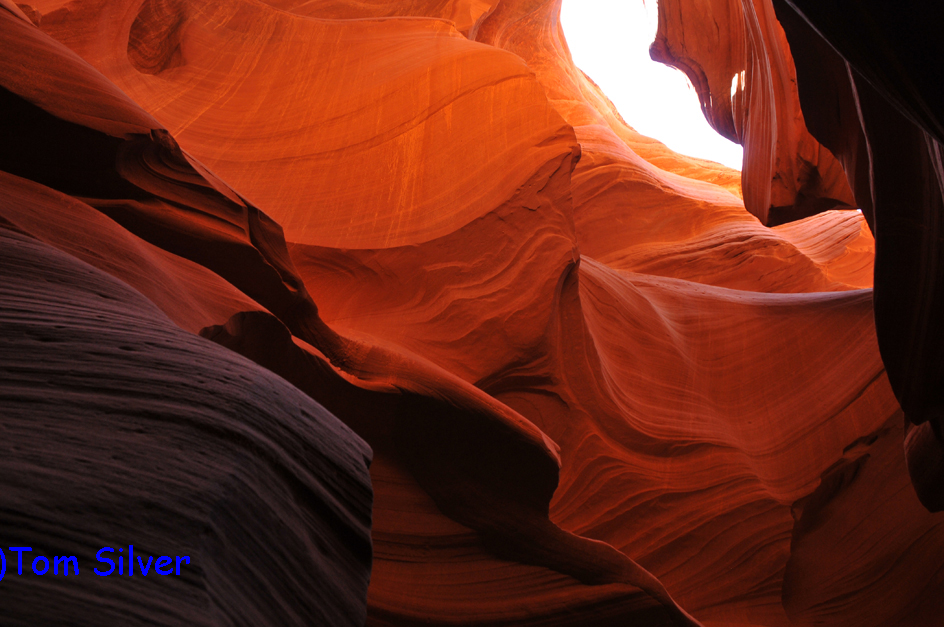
[1,1,942,625]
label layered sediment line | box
[2,0,943,625]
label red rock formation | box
[2,0,943,625]
[651,0,857,225]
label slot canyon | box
[1,0,943,625]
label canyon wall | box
[1,0,942,625]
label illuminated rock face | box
[1,1,942,626]
[652,0,857,226]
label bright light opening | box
[730,70,745,100]
[560,0,744,170]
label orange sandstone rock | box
[2,1,943,626]
[651,0,856,225]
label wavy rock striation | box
[2,0,943,625]
[0,225,373,626]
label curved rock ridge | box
[568,127,874,292]
[3,0,944,626]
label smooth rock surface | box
[0,227,373,626]
[2,0,944,625]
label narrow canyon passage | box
[1,1,943,625]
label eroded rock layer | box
[2,0,943,625]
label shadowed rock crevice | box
[128,0,186,75]
[771,0,944,512]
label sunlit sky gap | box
[560,0,744,170]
